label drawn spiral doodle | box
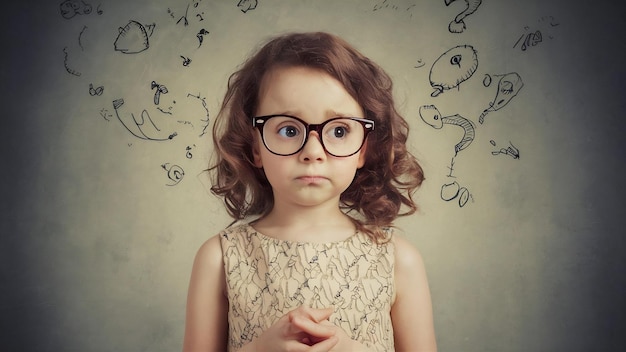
[162,163,185,186]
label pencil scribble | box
[513,16,560,52]
[490,140,520,159]
[60,0,93,19]
[238,0,258,13]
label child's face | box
[252,66,367,209]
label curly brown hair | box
[209,32,424,241]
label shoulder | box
[194,233,224,268]
[391,230,426,272]
[389,230,437,351]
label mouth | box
[296,175,328,184]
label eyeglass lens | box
[261,116,368,156]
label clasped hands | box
[238,306,372,352]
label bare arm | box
[183,235,228,352]
[391,235,437,352]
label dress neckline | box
[243,223,364,247]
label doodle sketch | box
[513,15,560,52]
[429,45,478,97]
[112,99,177,141]
[162,163,185,186]
[419,105,476,156]
[490,140,520,159]
[59,0,102,19]
[62,47,81,76]
[114,21,155,54]
[441,180,471,207]
[444,0,482,33]
[479,72,524,124]
[238,0,258,13]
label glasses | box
[252,114,374,157]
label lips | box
[296,175,327,184]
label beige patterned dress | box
[219,223,396,351]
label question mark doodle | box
[419,105,476,156]
[445,0,482,33]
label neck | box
[253,201,357,243]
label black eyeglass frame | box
[252,114,375,157]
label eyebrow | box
[262,109,362,118]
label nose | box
[299,131,326,162]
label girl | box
[184,32,437,352]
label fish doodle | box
[429,45,478,97]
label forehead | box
[256,66,363,119]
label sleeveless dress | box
[219,223,396,351]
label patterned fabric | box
[220,223,396,351]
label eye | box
[277,125,300,138]
[332,126,348,138]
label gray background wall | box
[2,0,625,351]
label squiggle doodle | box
[419,105,475,156]
[490,140,520,159]
[479,72,524,124]
[112,99,177,141]
[186,145,196,159]
[513,30,542,51]
[180,56,192,66]
[197,29,209,47]
[429,45,478,97]
[444,0,482,33]
[114,21,155,54]
[237,0,258,13]
[513,16,559,52]
[78,25,87,50]
[62,47,81,76]
[151,81,168,105]
[162,163,185,186]
[99,108,112,121]
[187,93,210,137]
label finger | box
[291,306,334,323]
[308,335,338,352]
[308,307,335,323]
[290,315,335,339]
